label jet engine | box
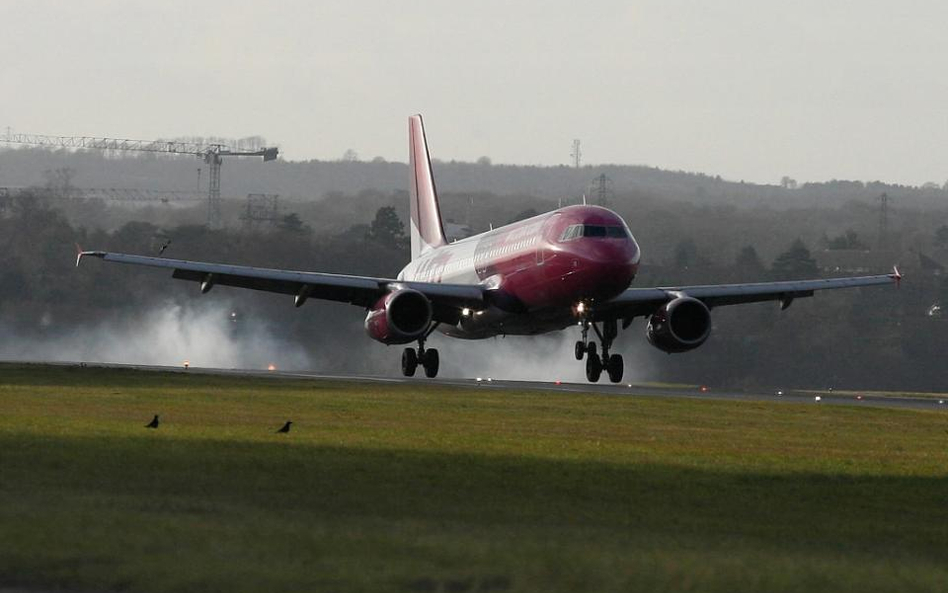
[364,288,433,345]
[646,296,712,353]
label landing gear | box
[422,348,439,378]
[577,318,624,383]
[585,352,602,382]
[606,353,624,384]
[401,338,440,378]
[401,347,418,377]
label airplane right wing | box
[76,250,485,320]
[593,269,901,321]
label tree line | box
[3,186,947,391]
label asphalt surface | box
[11,360,948,412]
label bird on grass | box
[145,414,160,429]
[277,421,292,434]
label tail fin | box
[408,114,447,260]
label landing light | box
[268,364,276,371]
[183,360,190,369]
[461,308,471,317]
[576,302,586,314]
[814,396,822,402]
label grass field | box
[1,363,948,593]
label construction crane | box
[0,131,278,228]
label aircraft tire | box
[606,354,624,383]
[574,341,586,360]
[586,342,597,357]
[401,348,418,377]
[423,348,440,378]
[585,352,602,382]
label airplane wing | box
[76,250,485,320]
[595,269,901,321]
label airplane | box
[77,115,902,383]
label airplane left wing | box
[76,251,484,319]
[595,269,901,321]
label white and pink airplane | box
[79,115,901,382]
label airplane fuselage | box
[398,204,641,338]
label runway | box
[18,360,948,412]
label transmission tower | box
[571,139,582,168]
[589,173,613,207]
[0,130,278,229]
[240,193,280,232]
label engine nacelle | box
[646,296,712,353]
[364,288,433,345]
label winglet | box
[891,265,902,288]
[75,246,107,267]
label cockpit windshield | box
[560,224,629,242]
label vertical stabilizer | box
[409,114,447,260]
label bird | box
[158,239,171,255]
[276,421,292,434]
[145,414,159,429]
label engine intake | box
[646,296,712,353]
[364,288,433,345]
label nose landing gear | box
[576,319,624,383]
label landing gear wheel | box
[586,342,597,357]
[585,353,602,382]
[606,354,624,383]
[401,348,418,377]
[574,341,586,361]
[422,348,440,378]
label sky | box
[2,0,947,185]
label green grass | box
[1,363,948,592]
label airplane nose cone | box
[568,240,639,300]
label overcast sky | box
[2,0,946,185]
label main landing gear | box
[401,342,440,378]
[574,318,624,383]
